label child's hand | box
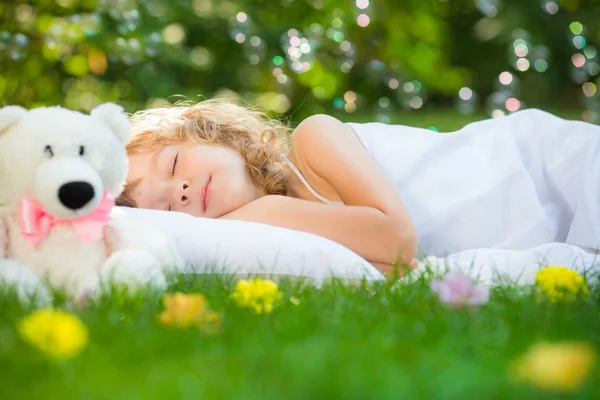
[372,258,419,279]
[409,258,420,270]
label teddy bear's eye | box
[79,145,85,156]
[44,145,54,158]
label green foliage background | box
[1,0,599,123]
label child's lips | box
[202,176,212,213]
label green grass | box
[0,272,599,400]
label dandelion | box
[230,279,283,314]
[18,308,88,360]
[536,265,588,302]
[511,341,597,392]
[430,272,489,309]
[159,293,221,331]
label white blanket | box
[348,110,600,257]
[413,243,599,285]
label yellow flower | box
[535,265,588,302]
[230,279,283,314]
[511,341,597,392]
[159,293,221,331]
[18,308,88,360]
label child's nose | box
[173,180,190,205]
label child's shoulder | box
[291,114,354,147]
[288,114,369,170]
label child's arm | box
[223,195,415,268]
[223,114,418,268]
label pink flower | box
[430,272,490,308]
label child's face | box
[126,142,263,218]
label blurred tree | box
[0,0,599,123]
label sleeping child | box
[117,98,600,275]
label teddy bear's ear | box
[90,103,131,143]
[0,105,28,134]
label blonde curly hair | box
[117,97,292,208]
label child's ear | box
[0,105,28,135]
[91,103,131,144]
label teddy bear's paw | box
[0,259,53,307]
[106,214,185,275]
[101,249,168,294]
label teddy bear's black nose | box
[58,181,95,210]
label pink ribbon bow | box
[17,193,115,247]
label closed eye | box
[171,153,179,176]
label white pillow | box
[113,207,385,284]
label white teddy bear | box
[0,103,179,305]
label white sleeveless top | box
[280,154,343,205]
[282,109,600,257]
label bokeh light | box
[410,97,424,109]
[281,29,315,73]
[162,24,186,45]
[88,50,107,75]
[388,78,399,89]
[456,87,478,115]
[572,36,586,49]
[572,53,586,68]
[587,62,600,76]
[15,4,34,24]
[491,109,505,118]
[344,90,357,103]
[582,82,597,97]
[244,36,267,65]
[543,0,559,15]
[582,110,598,123]
[570,22,584,36]
[534,59,548,72]
[397,80,425,110]
[514,42,529,57]
[357,14,370,28]
[229,11,253,44]
[499,71,513,85]
[375,96,395,123]
[459,87,473,100]
[5,33,30,61]
[356,0,369,9]
[191,47,213,70]
[256,92,291,114]
[487,91,510,117]
[475,0,500,17]
[584,46,597,59]
[144,32,162,57]
[505,97,521,112]
[516,58,530,71]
